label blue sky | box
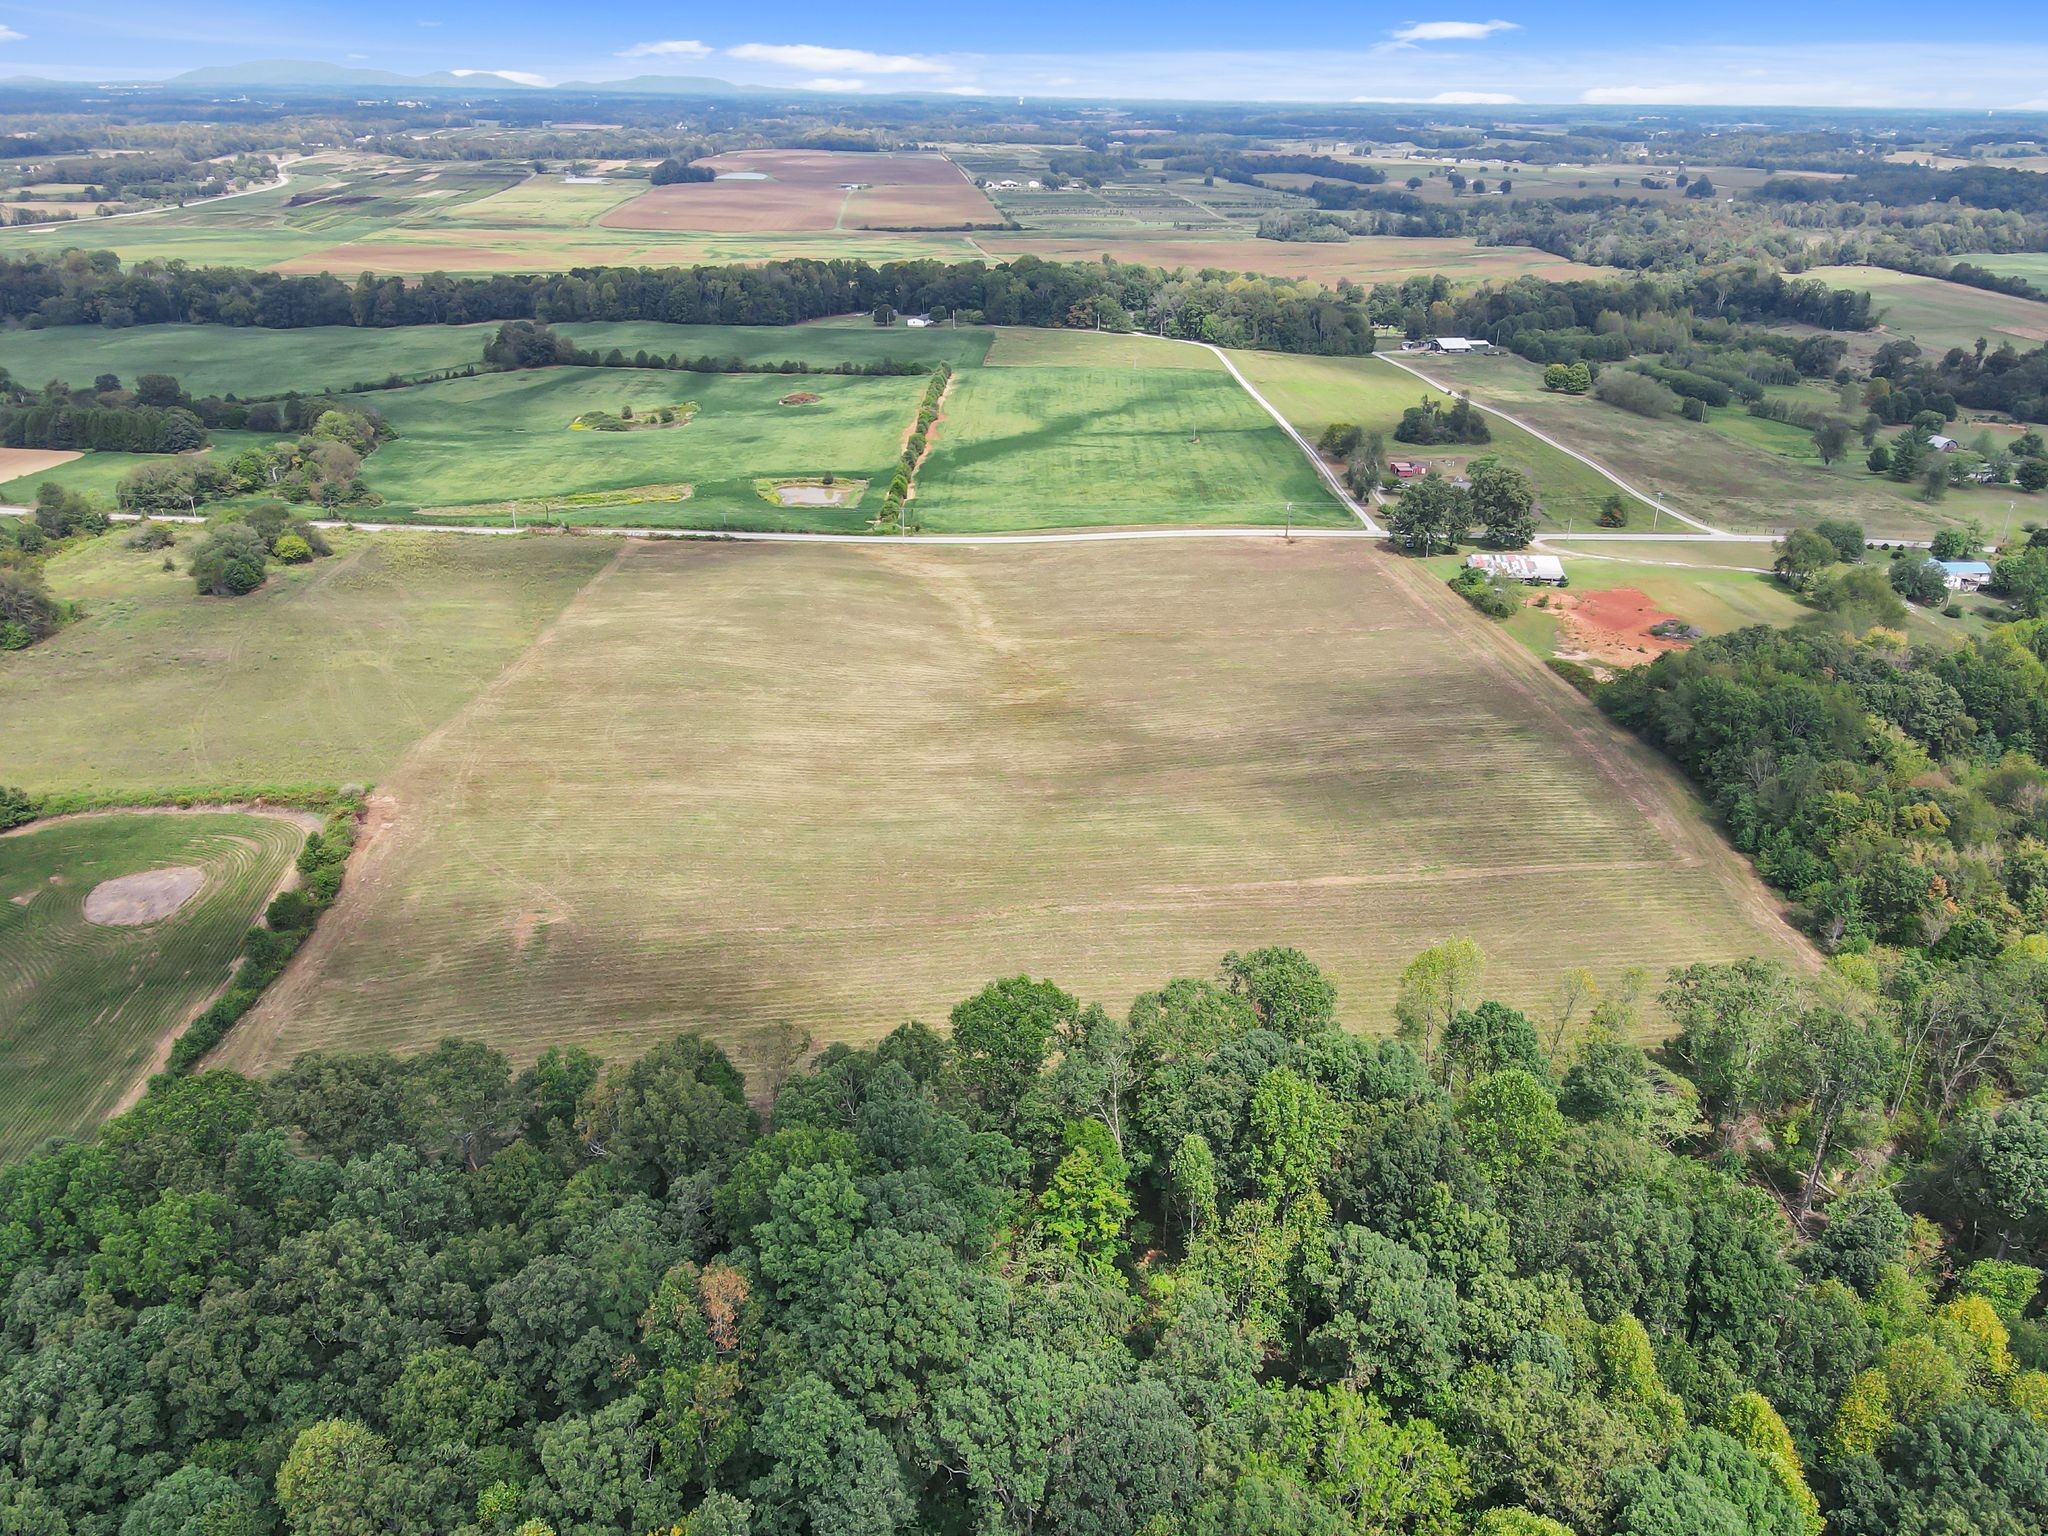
[5,4,2048,108]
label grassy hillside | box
[0,811,303,1158]
[0,530,614,797]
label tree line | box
[0,251,1378,357]
[0,932,2040,1536]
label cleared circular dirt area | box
[83,866,206,926]
[779,392,821,406]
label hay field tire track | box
[228,537,1813,1084]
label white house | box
[1427,337,1493,354]
[1468,552,1566,585]
[1937,560,1992,592]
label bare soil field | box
[602,150,1000,233]
[229,538,1806,1084]
[0,447,82,480]
[976,234,1604,285]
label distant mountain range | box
[0,60,755,95]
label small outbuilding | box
[1928,434,1960,453]
[1937,559,1992,592]
[1468,551,1566,585]
[1427,337,1493,353]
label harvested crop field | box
[602,150,1001,233]
[0,447,81,481]
[229,538,1807,1084]
[975,234,1605,286]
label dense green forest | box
[0,939,2042,1536]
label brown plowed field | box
[601,150,1002,233]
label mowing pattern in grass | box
[360,368,928,529]
[911,364,1342,531]
[1802,265,2048,354]
[0,811,302,1159]
[232,539,1806,1084]
[0,531,615,798]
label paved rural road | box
[0,507,1379,546]
[1373,350,1728,536]
[20,161,298,234]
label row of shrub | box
[879,365,951,530]
[163,802,359,1076]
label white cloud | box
[727,42,948,76]
[450,68,549,86]
[616,39,711,60]
[1389,20,1519,44]
[800,76,864,91]
[1428,90,1519,103]
[941,84,990,95]
[0,26,23,42]
[1581,83,1712,104]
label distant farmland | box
[230,537,1808,1084]
[600,150,1003,232]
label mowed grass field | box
[0,811,303,1158]
[361,367,930,529]
[1231,350,1625,527]
[914,338,1341,530]
[0,531,614,797]
[228,538,1807,1084]
[1393,352,2017,539]
[1803,265,2048,354]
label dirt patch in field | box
[0,446,83,481]
[780,392,821,406]
[83,865,205,926]
[600,150,999,233]
[1550,586,1692,669]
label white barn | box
[1468,552,1566,585]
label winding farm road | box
[1373,349,1727,536]
[18,161,299,235]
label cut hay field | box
[227,537,1807,1083]
[1966,253,2048,287]
[1390,352,2012,540]
[361,367,929,528]
[912,346,1342,531]
[1229,350,1625,528]
[600,150,1001,233]
[1802,265,2048,354]
[0,531,614,797]
[0,811,304,1158]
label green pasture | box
[0,811,302,1159]
[0,432,275,507]
[0,530,614,797]
[360,367,928,529]
[1802,265,2048,355]
[1230,350,1626,528]
[911,364,1341,531]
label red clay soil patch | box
[779,392,822,406]
[1552,586,1691,669]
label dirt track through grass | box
[233,538,1808,1083]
